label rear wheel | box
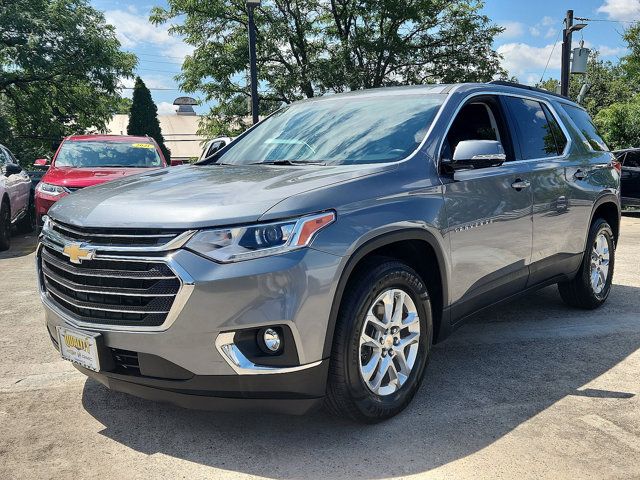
[325,259,432,423]
[558,218,615,309]
[0,200,10,251]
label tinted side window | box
[0,147,8,166]
[561,104,608,151]
[625,151,640,168]
[541,104,568,155]
[503,97,560,159]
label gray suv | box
[38,82,621,422]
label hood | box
[43,166,157,188]
[48,163,391,229]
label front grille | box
[50,220,184,247]
[40,245,181,327]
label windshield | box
[216,94,445,166]
[55,141,163,168]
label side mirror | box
[445,140,506,171]
[4,163,22,176]
[33,158,50,169]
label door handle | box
[511,179,530,190]
[574,169,588,180]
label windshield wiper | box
[250,160,326,166]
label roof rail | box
[488,80,571,101]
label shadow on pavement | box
[82,284,640,479]
[0,232,37,259]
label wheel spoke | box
[365,313,387,332]
[591,268,600,290]
[361,351,382,382]
[382,291,394,324]
[402,311,419,328]
[391,290,405,324]
[369,356,391,392]
[396,331,419,349]
[360,332,380,349]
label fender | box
[589,192,621,243]
[321,228,449,358]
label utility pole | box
[560,10,574,97]
[560,10,587,98]
[246,0,261,125]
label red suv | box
[35,135,167,223]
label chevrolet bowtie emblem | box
[62,243,95,264]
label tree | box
[0,0,136,165]
[594,96,640,150]
[151,0,504,136]
[115,97,133,115]
[126,77,170,160]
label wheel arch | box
[322,229,449,358]
[590,194,621,245]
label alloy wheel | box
[590,232,610,295]
[358,288,421,396]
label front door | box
[442,96,534,322]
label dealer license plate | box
[56,326,101,372]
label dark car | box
[614,148,640,208]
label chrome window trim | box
[214,332,322,375]
[37,244,195,333]
[437,90,574,168]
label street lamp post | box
[246,0,261,125]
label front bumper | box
[41,240,344,410]
[75,362,328,414]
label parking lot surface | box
[1,216,639,480]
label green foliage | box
[126,77,170,160]
[115,97,133,115]
[151,0,504,138]
[594,95,640,150]
[0,0,136,166]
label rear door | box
[442,95,534,321]
[500,96,581,284]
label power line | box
[575,17,640,24]
[539,26,562,85]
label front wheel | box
[325,259,433,423]
[558,218,615,309]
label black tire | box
[325,258,433,423]
[0,200,10,252]
[16,195,35,234]
[558,218,615,309]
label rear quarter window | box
[561,104,609,152]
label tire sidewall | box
[341,262,433,418]
[0,202,10,250]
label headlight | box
[186,211,336,263]
[36,182,70,197]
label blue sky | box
[91,0,640,115]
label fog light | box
[263,328,281,353]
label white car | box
[198,137,234,161]
[0,144,33,251]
